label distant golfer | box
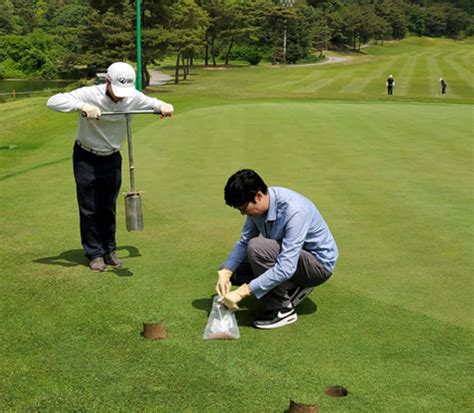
[47,62,173,272]
[440,77,447,96]
[386,74,395,95]
[216,169,338,329]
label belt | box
[76,141,119,156]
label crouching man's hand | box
[156,103,174,118]
[223,284,252,310]
[216,269,233,296]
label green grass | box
[1,37,473,411]
[154,36,474,104]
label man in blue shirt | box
[216,169,338,329]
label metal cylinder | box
[125,193,143,231]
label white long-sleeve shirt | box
[47,84,165,153]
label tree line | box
[0,0,472,83]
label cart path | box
[148,70,172,86]
[291,56,350,67]
[148,55,350,85]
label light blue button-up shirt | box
[223,187,338,298]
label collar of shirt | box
[266,187,277,222]
[106,88,116,102]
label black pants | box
[73,143,122,259]
[387,86,393,95]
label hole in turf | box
[324,386,348,397]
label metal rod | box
[125,114,136,193]
[101,110,156,116]
[136,0,142,91]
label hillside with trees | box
[0,0,472,82]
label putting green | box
[142,101,472,325]
[1,99,471,411]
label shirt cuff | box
[248,279,266,299]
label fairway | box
[160,37,474,103]
[1,37,473,411]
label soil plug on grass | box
[142,320,167,340]
[288,400,319,413]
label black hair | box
[224,169,268,208]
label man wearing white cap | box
[386,74,395,95]
[47,62,174,271]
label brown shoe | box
[104,251,123,267]
[89,256,106,272]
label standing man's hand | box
[222,284,252,310]
[216,269,233,296]
[81,103,101,119]
[157,103,174,118]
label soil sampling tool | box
[101,110,156,231]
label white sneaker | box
[253,307,298,330]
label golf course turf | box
[0,37,472,411]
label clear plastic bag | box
[203,296,240,340]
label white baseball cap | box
[106,62,137,98]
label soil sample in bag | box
[203,296,240,340]
[205,332,236,340]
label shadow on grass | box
[33,245,141,277]
[192,295,317,327]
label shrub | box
[0,58,26,79]
[227,45,265,66]
[0,31,61,79]
[243,49,262,65]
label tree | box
[12,0,36,34]
[424,4,447,37]
[311,8,332,57]
[262,3,297,64]
[406,3,425,36]
[341,4,366,51]
[46,2,92,73]
[225,0,274,65]
[424,3,471,39]
[374,0,408,40]
[221,0,263,66]
[285,3,317,63]
[139,0,179,87]
[372,15,392,45]
[198,0,233,66]
[0,0,18,34]
[78,5,135,74]
[0,30,59,78]
[443,3,471,39]
[164,0,208,83]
